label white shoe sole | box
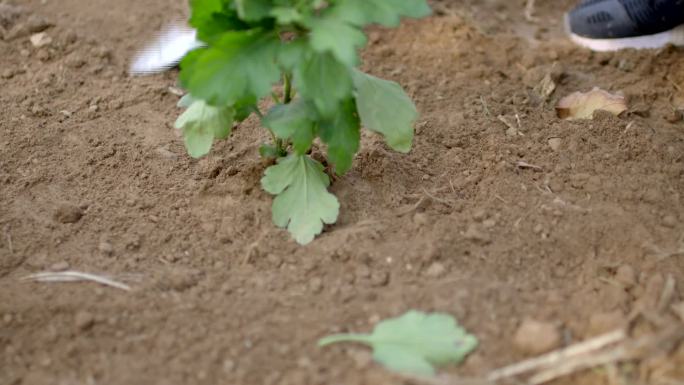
[130,24,204,75]
[568,22,684,52]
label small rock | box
[29,32,52,47]
[155,147,178,159]
[308,277,323,293]
[65,56,86,68]
[50,261,70,271]
[412,212,429,227]
[424,262,447,278]
[36,49,50,61]
[1,69,13,79]
[482,218,497,229]
[547,138,562,151]
[98,240,114,256]
[472,209,487,221]
[74,311,95,331]
[513,319,561,355]
[587,311,625,336]
[642,188,662,204]
[662,214,677,228]
[666,110,683,123]
[53,203,84,224]
[615,265,637,288]
[25,15,52,33]
[548,178,564,193]
[463,225,491,245]
[533,225,545,236]
[370,270,389,287]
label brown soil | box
[1,0,683,384]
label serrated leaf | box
[179,30,281,106]
[331,0,431,27]
[352,69,417,153]
[261,154,340,244]
[189,0,248,43]
[294,51,353,117]
[318,98,360,175]
[307,16,366,66]
[262,99,317,154]
[174,99,235,158]
[319,310,478,376]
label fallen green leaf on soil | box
[556,87,627,120]
[318,310,478,376]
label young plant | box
[175,0,431,244]
[319,310,478,376]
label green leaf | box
[307,16,366,66]
[179,30,281,107]
[318,99,360,175]
[189,0,248,43]
[261,154,340,244]
[331,0,431,27]
[177,94,197,108]
[270,6,303,24]
[278,39,308,70]
[259,144,286,159]
[352,69,417,153]
[235,0,272,21]
[174,99,235,158]
[319,311,478,376]
[294,51,353,117]
[262,99,317,154]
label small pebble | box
[412,212,429,227]
[53,203,84,224]
[662,214,677,228]
[472,209,487,221]
[548,137,562,151]
[642,188,662,203]
[1,69,13,79]
[50,261,70,271]
[25,15,52,33]
[308,277,323,293]
[615,265,636,288]
[370,270,390,287]
[482,218,497,229]
[464,225,491,245]
[98,240,114,256]
[424,262,447,278]
[29,32,52,48]
[74,311,95,331]
[513,319,561,355]
[533,224,544,234]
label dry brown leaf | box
[556,87,627,120]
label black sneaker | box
[566,0,684,51]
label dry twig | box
[487,329,626,382]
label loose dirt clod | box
[74,311,95,331]
[53,204,84,224]
[513,319,562,355]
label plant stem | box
[284,72,293,104]
[318,333,371,347]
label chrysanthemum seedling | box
[175,0,430,244]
